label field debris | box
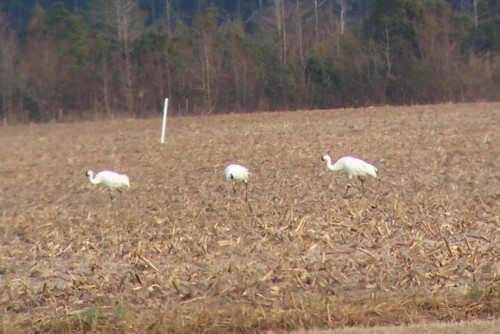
[0,103,499,333]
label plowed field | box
[1,103,498,333]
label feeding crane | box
[224,164,250,201]
[86,170,130,201]
[321,155,377,197]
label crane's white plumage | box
[86,170,130,189]
[86,170,130,201]
[224,164,250,201]
[321,155,377,197]
[224,164,249,183]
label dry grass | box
[294,318,500,333]
[0,103,499,333]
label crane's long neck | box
[87,172,99,185]
[324,157,340,172]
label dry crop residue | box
[0,103,498,333]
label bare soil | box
[295,318,500,333]
[0,103,499,333]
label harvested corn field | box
[0,103,499,333]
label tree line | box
[0,0,498,123]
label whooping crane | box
[224,164,249,201]
[321,155,377,197]
[86,170,130,200]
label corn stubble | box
[0,104,498,333]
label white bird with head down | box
[224,164,249,201]
[321,155,377,197]
[86,170,130,200]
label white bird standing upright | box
[321,155,377,197]
[86,170,130,200]
[224,164,250,201]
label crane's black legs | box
[230,181,248,202]
[358,176,365,193]
[244,181,248,202]
[343,184,351,198]
[344,177,367,198]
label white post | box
[160,97,169,144]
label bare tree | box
[385,25,391,77]
[339,0,345,34]
[274,0,287,64]
[191,7,218,114]
[87,0,146,115]
[314,0,319,42]
[165,0,171,31]
[473,0,478,28]
[296,0,304,65]
[202,30,212,113]
[0,14,17,124]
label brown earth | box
[295,318,500,333]
[0,103,499,333]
